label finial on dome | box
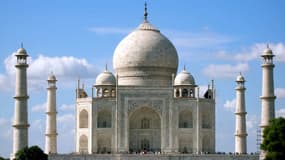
[183,65,186,71]
[266,44,270,49]
[144,2,148,21]
[105,63,108,71]
[21,42,23,48]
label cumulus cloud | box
[170,31,233,48]
[275,88,285,99]
[0,117,12,158]
[246,115,259,130]
[276,108,285,118]
[58,114,75,123]
[32,102,47,112]
[88,27,131,35]
[217,43,285,62]
[224,98,236,112]
[203,63,249,79]
[1,53,98,92]
[57,113,75,153]
[59,104,75,111]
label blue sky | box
[1,0,285,157]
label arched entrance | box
[129,107,161,153]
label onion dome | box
[95,68,116,86]
[236,73,245,82]
[48,72,57,81]
[174,68,195,86]
[113,5,178,86]
[16,43,28,56]
[262,44,274,57]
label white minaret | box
[260,45,276,159]
[11,45,29,158]
[45,72,58,154]
[235,73,247,154]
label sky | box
[0,0,285,158]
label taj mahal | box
[10,4,276,160]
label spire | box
[144,2,148,21]
[183,65,186,71]
[105,63,108,71]
[21,42,23,48]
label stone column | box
[45,73,58,154]
[260,45,276,159]
[235,74,247,154]
[11,46,30,159]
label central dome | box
[113,20,178,87]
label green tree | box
[0,156,9,160]
[15,146,48,160]
[261,117,285,160]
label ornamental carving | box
[128,99,163,114]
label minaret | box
[45,72,58,154]
[12,45,29,158]
[235,73,247,154]
[260,45,276,159]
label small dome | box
[236,74,245,82]
[262,45,273,56]
[16,47,28,56]
[48,73,57,81]
[95,70,116,86]
[174,69,195,86]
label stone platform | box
[49,154,259,160]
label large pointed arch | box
[79,109,88,128]
[79,135,88,153]
[129,107,161,152]
[97,109,112,128]
[179,110,193,128]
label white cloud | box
[0,117,8,126]
[0,117,12,139]
[246,115,259,130]
[59,104,74,111]
[171,32,232,48]
[88,27,131,35]
[203,63,249,79]
[217,43,285,62]
[31,119,44,132]
[162,29,234,49]
[1,53,98,92]
[57,113,75,153]
[275,88,285,99]
[32,102,47,112]
[276,108,285,118]
[58,114,75,123]
[224,98,236,112]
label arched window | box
[97,110,112,128]
[202,135,210,152]
[141,139,150,150]
[202,112,211,129]
[97,136,111,154]
[182,89,188,97]
[141,118,150,129]
[97,88,102,97]
[79,109,88,128]
[179,110,193,128]
[189,89,194,97]
[111,89,115,97]
[103,89,109,97]
[179,136,193,153]
[79,135,88,153]
[175,90,180,97]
